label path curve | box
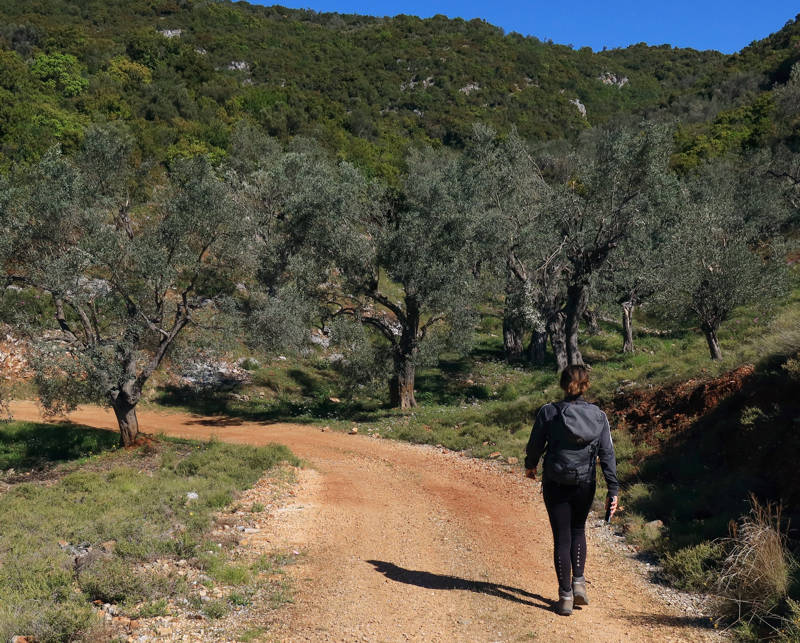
[9,401,717,642]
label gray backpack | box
[542,402,603,486]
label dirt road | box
[10,401,718,642]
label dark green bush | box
[662,541,726,591]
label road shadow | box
[185,417,245,427]
[366,560,555,611]
[621,612,716,630]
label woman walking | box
[525,365,619,616]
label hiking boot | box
[556,590,573,616]
[572,576,589,606]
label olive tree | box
[595,172,682,353]
[463,125,557,364]
[347,148,481,407]
[656,161,787,360]
[268,145,481,409]
[552,123,673,365]
[1,127,253,445]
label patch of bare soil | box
[611,365,755,446]
[92,464,305,642]
[10,401,722,642]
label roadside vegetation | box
[0,423,300,642]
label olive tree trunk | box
[527,328,548,365]
[702,323,723,360]
[622,301,635,353]
[503,315,525,362]
[110,349,145,447]
[388,296,420,409]
[112,392,140,447]
[546,312,568,371]
[503,275,526,363]
[564,284,587,366]
[389,353,417,409]
[583,308,600,335]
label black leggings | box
[543,480,595,594]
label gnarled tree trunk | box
[503,275,527,363]
[622,301,635,353]
[389,353,417,409]
[388,295,419,409]
[527,327,548,365]
[112,393,140,447]
[546,312,568,372]
[583,308,600,335]
[702,323,723,360]
[564,284,587,366]
[503,315,525,362]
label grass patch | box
[716,498,793,625]
[267,579,294,609]
[238,626,267,642]
[0,421,119,471]
[133,599,169,619]
[662,541,726,592]
[0,422,299,642]
[202,599,228,619]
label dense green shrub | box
[662,541,726,591]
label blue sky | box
[250,1,799,53]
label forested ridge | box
[1,0,799,177]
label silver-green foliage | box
[1,125,256,442]
[654,161,788,359]
[242,139,484,407]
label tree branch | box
[767,169,800,186]
[364,288,407,325]
[136,313,190,390]
[52,295,80,344]
[330,304,398,344]
[117,196,134,240]
[507,249,528,283]
[64,298,96,347]
[419,314,445,341]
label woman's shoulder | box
[568,398,608,420]
[534,402,560,421]
[580,400,609,423]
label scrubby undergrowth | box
[0,423,299,642]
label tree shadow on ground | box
[155,385,385,424]
[287,368,328,397]
[0,421,118,470]
[185,417,245,427]
[366,560,555,611]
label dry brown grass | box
[715,495,792,630]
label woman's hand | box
[605,495,618,520]
[525,468,536,480]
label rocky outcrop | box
[598,71,629,88]
[400,76,435,91]
[570,97,587,118]
[226,61,250,72]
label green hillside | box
[5,0,786,178]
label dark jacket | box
[525,396,619,497]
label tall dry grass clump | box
[716,495,793,630]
